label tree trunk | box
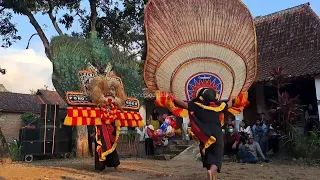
[24,11,52,60]
[0,128,12,164]
[89,0,98,32]
[73,0,97,158]
[48,0,63,35]
[76,126,90,157]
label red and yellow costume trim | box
[96,125,121,161]
[64,106,144,127]
[154,90,189,117]
[64,103,144,160]
[228,91,250,115]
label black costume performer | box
[187,88,227,173]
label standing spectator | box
[252,119,268,155]
[145,121,155,156]
[239,135,269,163]
[227,116,235,126]
[260,113,266,122]
[305,104,316,120]
[150,108,160,130]
[88,126,96,157]
[151,108,160,121]
[137,120,155,156]
[267,124,280,154]
[182,116,190,140]
[224,124,240,157]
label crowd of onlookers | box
[223,113,280,163]
[142,109,281,162]
[87,103,318,160]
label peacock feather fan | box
[143,0,257,101]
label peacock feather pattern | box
[144,0,257,101]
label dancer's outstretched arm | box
[227,99,232,108]
[174,97,232,110]
[173,97,188,109]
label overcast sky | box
[0,0,319,94]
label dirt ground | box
[1,158,320,180]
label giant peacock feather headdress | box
[143,0,257,101]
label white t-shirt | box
[239,126,252,135]
[137,125,154,139]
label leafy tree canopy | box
[51,33,144,102]
[0,0,147,100]
[0,0,147,59]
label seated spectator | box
[239,120,252,136]
[224,124,240,156]
[239,121,251,145]
[239,135,269,164]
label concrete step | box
[171,140,193,145]
[163,150,183,155]
[154,154,176,160]
[169,144,190,151]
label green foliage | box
[8,141,21,161]
[1,0,147,58]
[51,34,107,97]
[1,0,81,15]
[109,48,145,102]
[1,0,37,14]
[80,0,147,56]
[0,0,81,48]
[268,67,304,135]
[0,10,21,48]
[125,128,138,141]
[20,113,39,125]
[51,33,144,101]
[283,127,320,162]
[269,67,319,161]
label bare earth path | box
[1,158,319,180]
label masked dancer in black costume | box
[173,88,232,180]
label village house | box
[0,86,67,142]
[243,3,320,124]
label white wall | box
[139,104,147,124]
[235,111,243,131]
[314,76,320,120]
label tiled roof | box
[36,90,67,109]
[255,3,320,81]
[0,92,41,113]
[0,89,67,113]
